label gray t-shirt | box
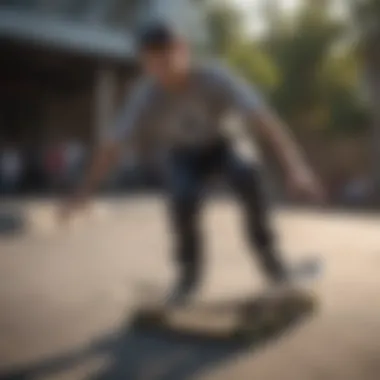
[107,62,265,151]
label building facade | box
[0,0,208,147]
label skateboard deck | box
[131,287,317,342]
[131,256,323,341]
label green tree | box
[206,3,242,55]
[350,0,380,203]
[205,0,372,198]
[320,46,369,135]
[207,3,279,93]
[263,1,346,129]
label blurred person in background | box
[25,144,45,193]
[0,142,23,195]
[341,174,371,206]
[44,139,65,192]
[60,22,324,304]
[63,138,85,188]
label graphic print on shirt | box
[169,100,211,146]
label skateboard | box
[131,256,323,341]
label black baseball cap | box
[137,21,179,52]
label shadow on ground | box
[0,296,316,380]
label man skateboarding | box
[60,22,324,304]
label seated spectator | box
[0,143,23,195]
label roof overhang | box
[0,9,136,61]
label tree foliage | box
[349,0,380,200]
[206,0,370,137]
[207,3,279,93]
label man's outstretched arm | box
[74,142,122,200]
[250,107,324,200]
[252,107,307,174]
[59,142,122,221]
[213,64,324,200]
[59,79,152,221]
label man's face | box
[140,41,190,87]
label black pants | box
[165,139,287,284]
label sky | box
[231,0,300,13]
[228,0,300,35]
[229,0,348,35]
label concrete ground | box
[0,196,380,380]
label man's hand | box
[57,191,89,225]
[251,110,326,203]
[57,143,121,225]
[286,165,326,203]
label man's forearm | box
[76,144,121,198]
[253,110,307,172]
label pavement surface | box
[0,196,380,380]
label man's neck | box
[162,65,193,93]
